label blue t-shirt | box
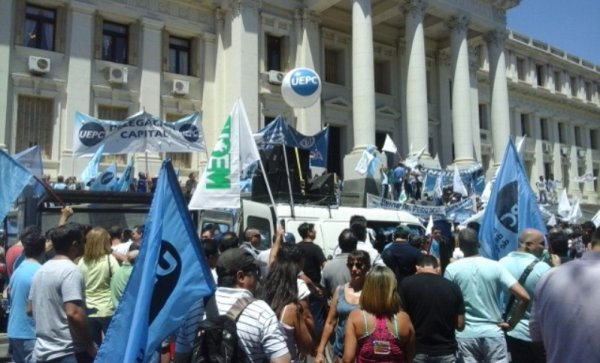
[8,260,42,339]
[393,166,405,182]
[444,256,517,338]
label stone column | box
[61,1,95,175]
[581,126,596,201]
[437,50,452,167]
[469,46,481,162]
[404,0,429,155]
[351,0,376,150]
[550,119,564,191]
[531,113,544,185]
[295,8,322,135]
[448,15,474,165]
[487,28,510,167]
[0,0,15,150]
[566,123,581,197]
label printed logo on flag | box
[79,122,106,146]
[299,136,315,148]
[101,172,115,185]
[179,124,200,142]
[495,181,518,233]
[205,117,232,190]
[149,241,181,324]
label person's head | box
[517,228,546,258]
[347,250,371,281]
[539,175,544,181]
[201,227,213,241]
[47,223,84,258]
[202,239,220,268]
[466,222,480,235]
[260,245,302,316]
[580,221,596,243]
[457,228,479,257]
[359,266,401,318]
[416,254,440,275]
[431,226,442,240]
[547,228,569,256]
[216,249,261,291]
[409,235,427,251]
[297,223,316,240]
[394,224,411,241]
[57,175,64,183]
[132,225,144,244]
[21,227,46,259]
[189,172,196,181]
[219,231,240,253]
[244,228,262,247]
[351,222,367,242]
[349,215,368,229]
[122,228,132,242]
[338,228,358,253]
[590,227,600,251]
[108,226,122,241]
[83,227,112,261]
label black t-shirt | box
[296,241,326,284]
[381,242,422,285]
[400,273,465,356]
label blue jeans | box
[414,353,459,363]
[45,351,94,363]
[309,294,326,341]
[457,337,508,363]
[8,338,35,363]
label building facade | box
[1,0,599,202]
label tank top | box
[279,304,299,362]
[333,285,359,357]
[357,311,404,363]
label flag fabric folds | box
[557,189,571,218]
[89,163,118,191]
[189,99,261,210]
[13,145,45,197]
[95,160,215,363]
[566,197,582,224]
[115,156,135,192]
[478,139,546,260]
[382,134,398,154]
[80,144,105,184]
[453,166,469,197]
[0,149,33,223]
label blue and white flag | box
[13,145,44,197]
[115,156,135,192]
[453,166,468,197]
[90,163,118,191]
[0,149,33,222]
[80,144,105,184]
[96,160,216,363]
[479,139,546,260]
[73,111,206,156]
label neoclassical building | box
[1,0,599,202]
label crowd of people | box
[2,204,600,363]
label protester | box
[202,239,219,283]
[499,229,551,363]
[382,225,422,289]
[316,250,371,363]
[535,176,548,204]
[261,245,315,362]
[400,255,465,362]
[184,172,197,197]
[29,223,97,362]
[392,162,406,201]
[444,228,530,363]
[342,265,415,363]
[339,215,384,267]
[110,244,139,307]
[78,227,120,346]
[218,231,240,253]
[7,227,45,363]
[320,229,356,296]
[530,226,600,362]
[240,227,262,258]
[53,175,67,190]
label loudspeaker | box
[310,173,336,194]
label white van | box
[239,200,425,257]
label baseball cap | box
[394,224,412,239]
[216,248,265,277]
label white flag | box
[425,215,434,236]
[382,134,398,154]
[189,99,260,210]
[432,154,442,169]
[557,189,571,218]
[591,210,600,228]
[566,197,582,223]
[355,150,374,176]
[453,166,468,197]
[547,214,557,227]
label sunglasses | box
[347,262,365,270]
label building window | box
[16,96,54,159]
[169,36,191,75]
[165,114,192,169]
[554,70,561,92]
[570,76,577,97]
[324,48,344,85]
[374,60,391,94]
[558,124,565,144]
[266,34,283,71]
[585,81,592,102]
[574,126,582,147]
[516,57,526,81]
[536,64,545,87]
[97,106,128,163]
[591,129,598,150]
[520,114,529,135]
[264,116,276,128]
[540,118,549,141]
[24,4,56,50]
[478,104,488,130]
[102,21,128,64]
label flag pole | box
[33,175,65,207]
[257,155,279,223]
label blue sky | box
[507,0,600,65]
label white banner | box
[73,111,206,156]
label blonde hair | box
[359,266,401,317]
[83,227,112,262]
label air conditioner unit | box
[107,66,128,84]
[268,70,285,85]
[28,56,51,75]
[560,146,569,157]
[578,149,586,158]
[542,143,552,153]
[172,79,190,95]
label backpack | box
[190,296,254,363]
